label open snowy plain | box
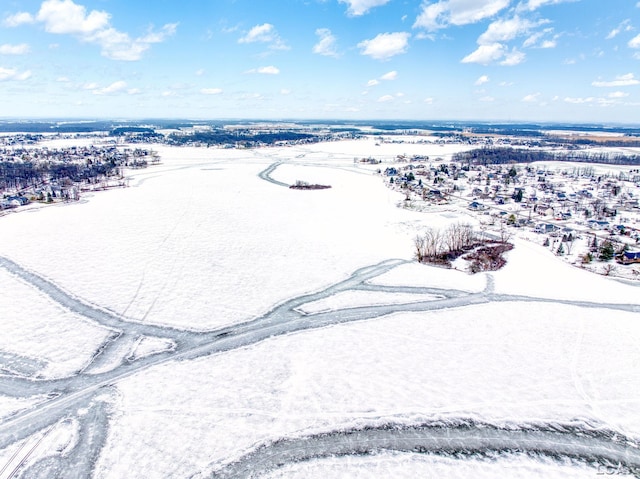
[0,137,639,478]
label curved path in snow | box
[208,422,640,478]
[1,253,640,477]
[257,161,290,188]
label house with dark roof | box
[617,251,640,265]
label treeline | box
[453,147,640,166]
[167,131,316,146]
[0,161,120,191]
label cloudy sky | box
[1,0,639,122]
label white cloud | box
[313,28,339,57]
[461,43,504,64]
[478,16,537,44]
[82,82,98,90]
[463,14,539,66]
[56,76,70,82]
[0,67,31,81]
[377,94,395,102]
[367,79,380,87]
[414,0,510,31]
[339,0,391,16]
[280,89,291,95]
[239,23,273,43]
[592,73,639,87]
[424,97,434,104]
[36,0,109,34]
[564,96,594,104]
[499,81,513,86]
[606,19,632,40]
[195,69,205,76]
[238,23,288,50]
[522,92,540,102]
[358,32,410,60]
[520,0,574,11]
[92,80,127,95]
[127,88,141,95]
[523,27,557,48]
[201,88,223,95]
[608,91,629,98]
[380,70,397,80]
[0,43,30,55]
[629,34,640,49]
[475,75,490,85]
[6,0,176,61]
[246,65,280,75]
[500,48,525,65]
[479,96,495,102]
[3,12,35,27]
[539,39,557,48]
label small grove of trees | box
[415,223,515,273]
[414,223,477,264]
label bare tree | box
[422,227,443,259]
[601,263,616,276]
[414,235,426,262]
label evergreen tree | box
[556,242,564,255]
[599,241,614,261]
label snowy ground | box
[0,138,638,478]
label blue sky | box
[1,0,639,122]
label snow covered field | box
[0,137,638,478]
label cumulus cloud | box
[522,92,540,102]
[461,43,504,64]
[246,65,280,75]
[313,28,339,57]
[0,67,31,81]
[339,0,391,16]
[358,32,410,60]
[239,23,288,50]
[380,70,397,80]
[414,0,510,31]
[500,48,525,65]
[92,80,127,95]
[36,0,110,34]
[424,97,434,104]
[608,91,629,98]
[367,79,379,86]
[201,88,223,95]
[3,0,176,61]
[564,96,594,104]
[475,75,490,85]
[462,15,542,65]
[0,43,30,55]
[629,34,640,49]
[3,12,35,27]
[606,19,632,40]
[377,94,395,102]
[592,73,639,87]
[478,16,538,44]
[519,0,574,11]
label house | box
[6,196,29,207]
[468,201,486,211]
[534,223,559,234]
[617,251,640,265]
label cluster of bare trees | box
[414,223,477,263]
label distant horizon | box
[1,117,640,129]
